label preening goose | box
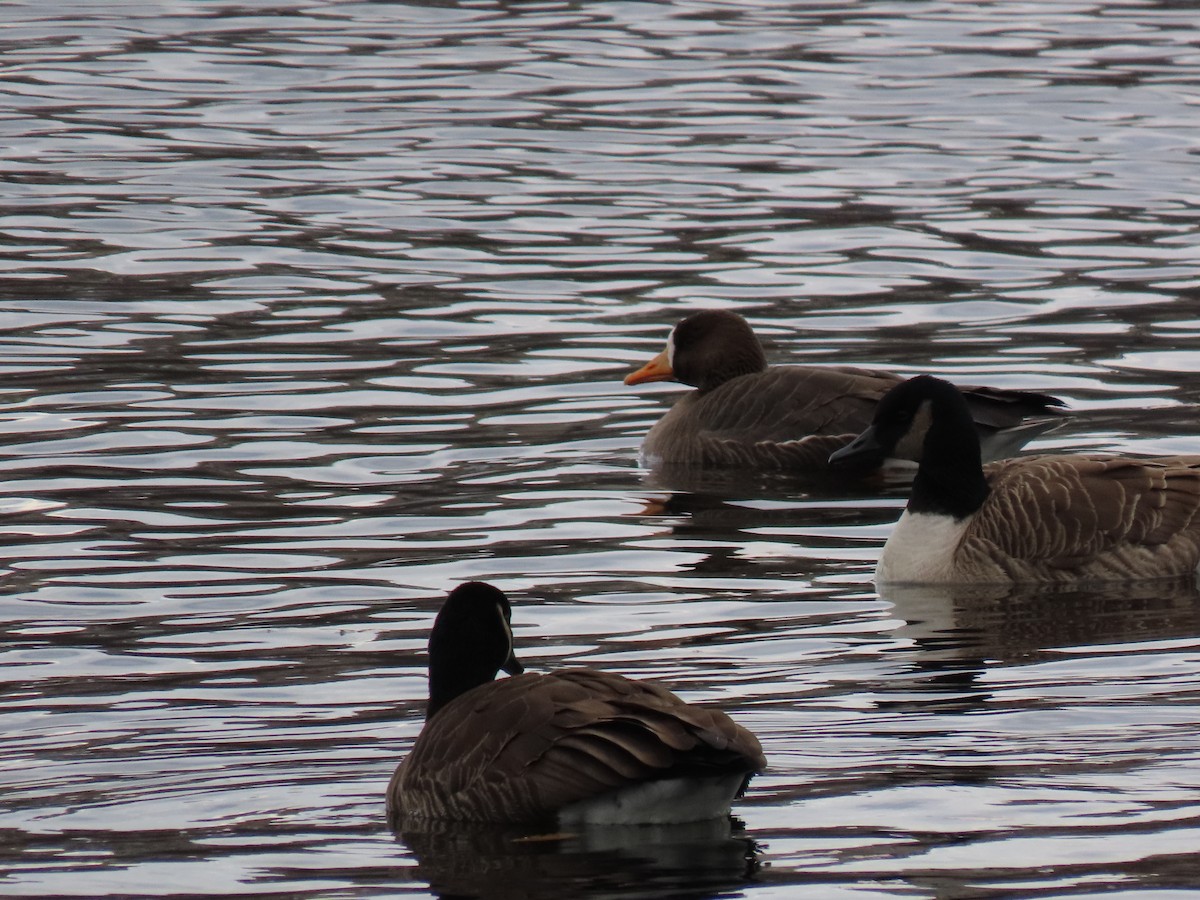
[829,375,1200,584]
[624,310,1066,471]
[387,581,765,826]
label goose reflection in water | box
[397,817,761,900]
[882,579,1200,666]
[868,579,1200,721]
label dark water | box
[3,1,1200,897]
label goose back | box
[389,667,764,824]
[947,454,1200,583]
[641,364,890,469]
[640,363,1062,470]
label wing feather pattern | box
[959,455,1200,581]
[642,365,1062,469]
[389,669,764,824]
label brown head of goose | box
[388,581,765,826]
[829,374,1200,584]
[625,310,1066,471]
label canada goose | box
[829,375,1200,584]
[624,310,1065,471]
[387,581,765,826]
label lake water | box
[3,1,1200,897]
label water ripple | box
[2,0,1200,897]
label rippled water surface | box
[3,1,1200,896]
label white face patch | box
[893,399,933,461]
[497,601,514,659]
[665,329,676,368]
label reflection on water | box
[3,0,1200,897]
[883,580,1200,663]
[401,818,759,900]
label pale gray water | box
[2,1,1200,897]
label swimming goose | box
[387,581,765,826]
[829,375,1200,584]
[624,310,1066,471]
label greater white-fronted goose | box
[624,310,1066,471]
[387,581,765,826]
[829,375,1200,584]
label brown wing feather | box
[389,669,764,824]
[642,365,1062,469]
[961,455,1200,580]
[687,366,893,442]
[642,366,894,468]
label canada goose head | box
[625,310,768,392]
[426,581,524,720]
[830,375,990,519]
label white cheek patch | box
[497,602,514,657]
[894,400,933,461]
[666,330,676,368]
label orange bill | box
[624,348,674,385]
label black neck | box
[908,398,990,520]
[427,659,493,720]
[425,601,505,720]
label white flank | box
[876,510,972,584]
[557,774,745,826]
